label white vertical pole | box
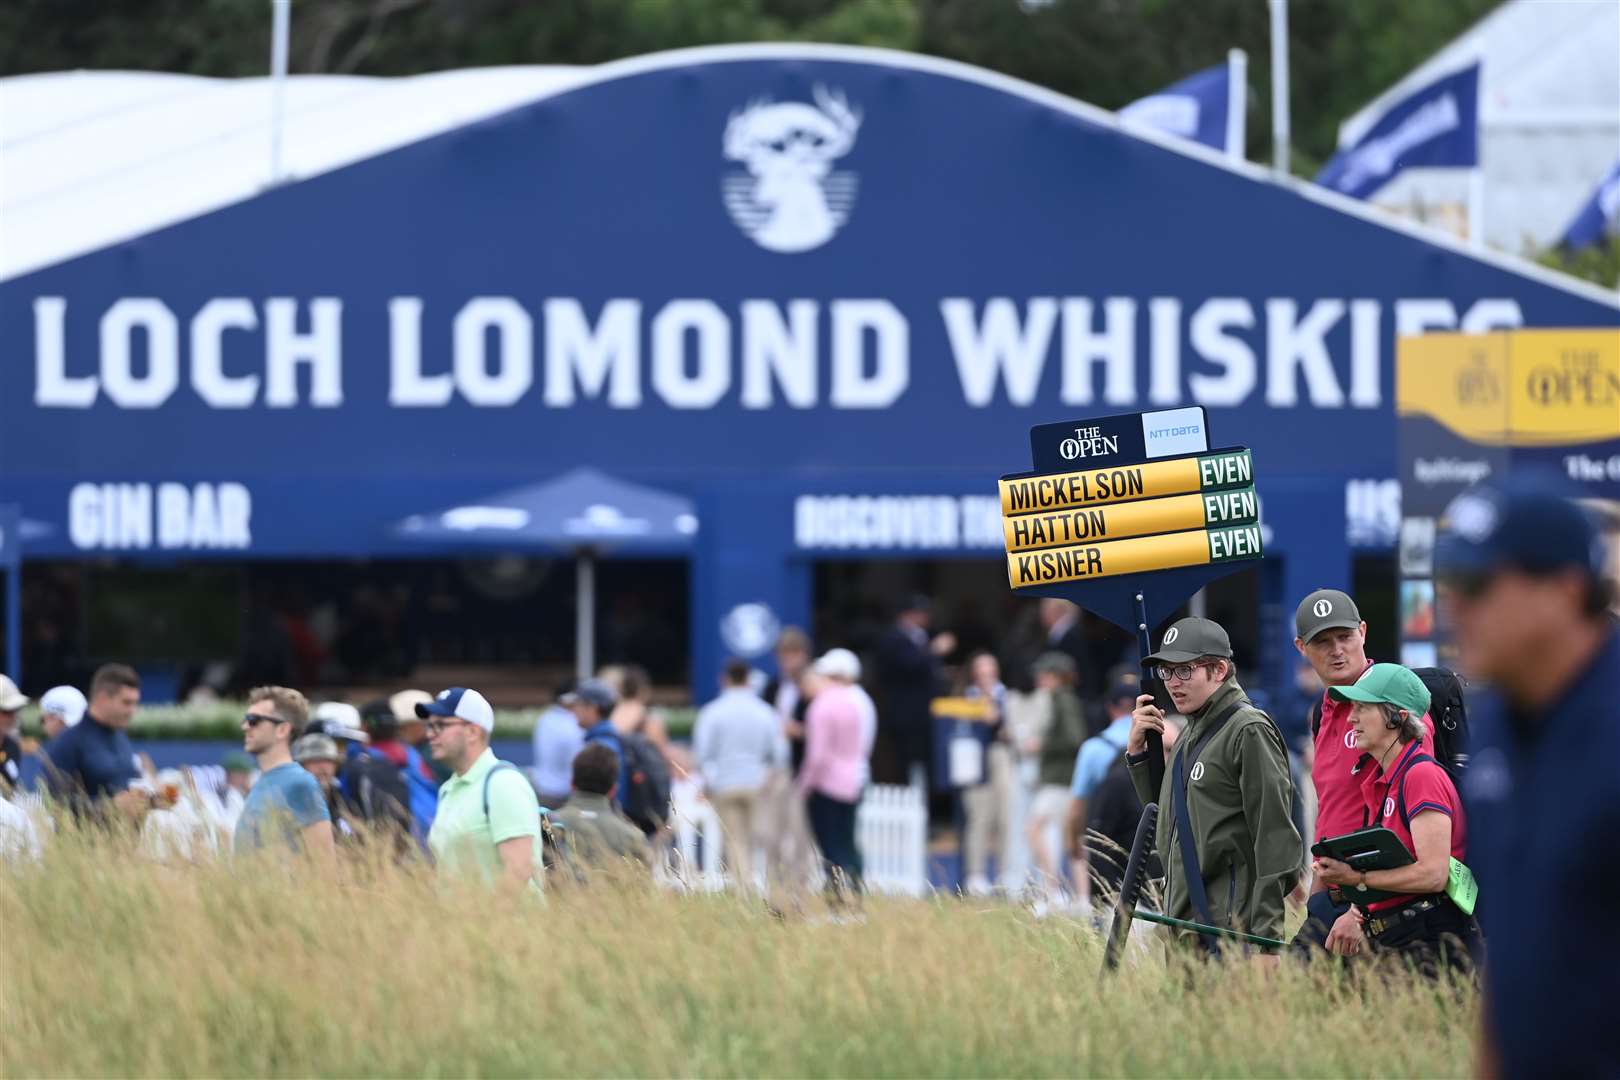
[576,551,595,681]
[1226,48,1248,162]
[1468,167,1486,251]
[1269,0,1290,176]
[269,0,291,185]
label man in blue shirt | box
[235,685,334,861]
[531,685,585,810]
[1064,674,1139,904]
[565,679,628,811]
[38,663,149,822]
[1437,478,1618,1077]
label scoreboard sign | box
[998,408,1263,615]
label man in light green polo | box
[419,687,541,894]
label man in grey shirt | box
[694,658,787,892]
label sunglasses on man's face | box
[242,712,285,729]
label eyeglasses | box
[241,712,285,728]
[424,719,471,737]
[1154,662,1214,682]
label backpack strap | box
[482,761,522,822]
[1308,698,1323,740]
[1392,751,1438,831]
[1169,699,1244,956]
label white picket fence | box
[668,778,929,896]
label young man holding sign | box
[1126,618,1299,959]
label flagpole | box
[1226,48,1248,162]
[1468,166,1486,251]
[269,0,291,186]
[1269,0,1290,176]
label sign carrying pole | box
[997,408,1265,800]
[0,504,20,683]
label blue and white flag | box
[1560,158,1620,252]
[1119,61,1238,156]
[1317,63,1480,200]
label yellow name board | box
[1006,524,1263,587]
[998,449,1252,516]
[1002,486,1259,553]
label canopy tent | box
[397,469,699,678]
[1335,0,1620,253]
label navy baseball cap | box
[415,686,495,732]
[1436,476,1606,582]
[559,678,616,712]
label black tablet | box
[1312,826,1414,869]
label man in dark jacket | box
[872,595,953,794]
[1437,479,1618,1078]
[1127,618,1299,960]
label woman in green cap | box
[1311,663,1481,976]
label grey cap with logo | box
[1294,588,1361,644]
[1142,617,1233,665]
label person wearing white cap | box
[39,685,88,740]
[419,687,541,894]
[800,649,872,903]
[0,674,29,794]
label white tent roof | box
[0,67,588,281]
[1338,0,1620,253]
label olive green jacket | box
[1128,679,1300,944]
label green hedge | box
[16,702,697,742]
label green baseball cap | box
[1142,617,1232,665]
[1327,663,1430,718]
[1295,588,1361,643]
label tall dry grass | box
[3,821,1476,1078]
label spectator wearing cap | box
[420,687,541,894]
[0,675,29,794]
[38,685,86,740]
[38,664,152,823]
[800,649,871,903]
[1025,651,1086,899]
[1434,479,1618,1077]
[293,734,362,846]
[565,679,629,815]
[551,743,651,879]
[693,658,786,892]
[1291,588,1436,958]
[1064,673,1141,905]
[391,689,449,785]
[235,686,334,861]
[531,684,585,811]
[1310,664,1479,975]
[1126,618,1299,960]
[873,595,954,795]
[353,696,437,843]
[306,702,370,749]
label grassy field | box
[3,825,1477,1078]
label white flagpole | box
[1226,48,1248,162]
[269,0,291,186]
[1269,0,1290,176]
[1468,167,1486,251]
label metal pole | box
[1269,0,1290,176]
[576,551,595,681]
[1189,586,1208,620]
[4,565,19,684]
[1131,908,1287,950]
[269,0,291,185]
[1226,48,1248,162]
[1135,591,1165,797]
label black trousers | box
[1367,898,1483,979]
[807,791,863,896]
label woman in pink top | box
[800,649,869,899]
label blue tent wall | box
[2,45,1615,686]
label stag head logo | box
[722,86,862,253]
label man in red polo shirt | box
[1312,663,1479,974]
[1290,589,1432,957]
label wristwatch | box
[1353,871,1368,893]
